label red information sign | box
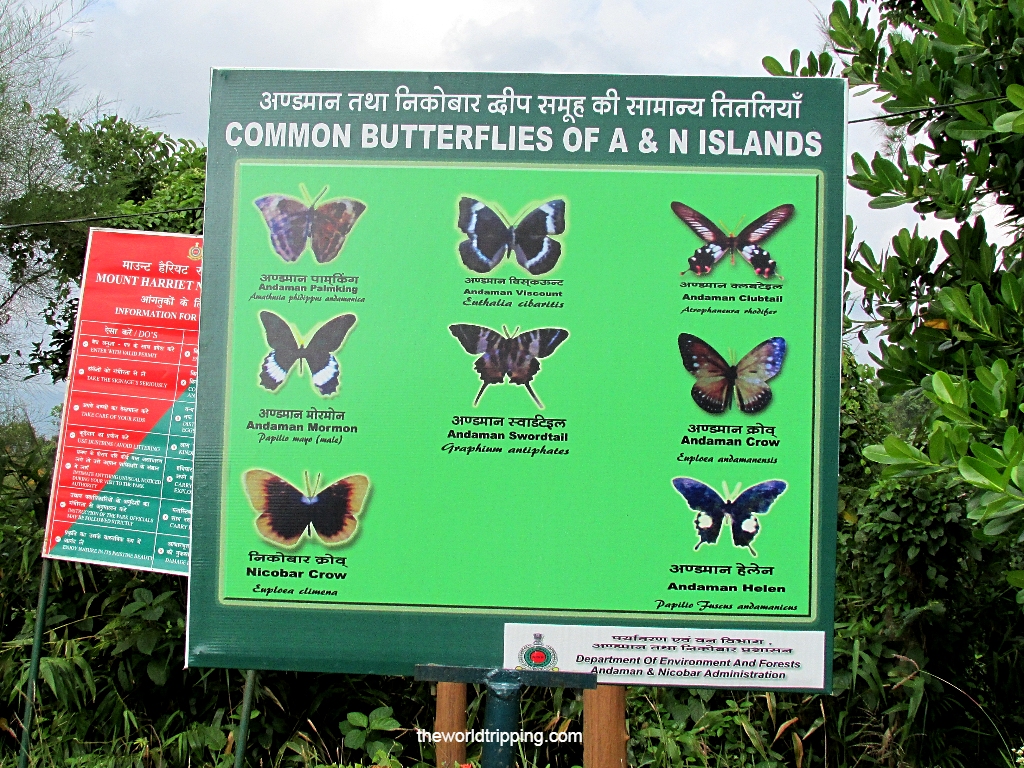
[44,229,202,574]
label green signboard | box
[188,70,845,692]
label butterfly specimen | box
[449,324,569,408]
[244,470,369,548]
[672,477,787,554]
[457,197,566,275]
[255,186,365,263]
[671,202,794,279]
[258,311,356,396]
[678,333,786,414]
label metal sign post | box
[17,558,52,768]
[415,665,597,768]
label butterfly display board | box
[44,229,202,574]
[188,70,846,693]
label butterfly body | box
[678,333,786,414]
[458,197,565,275]
[671,202,793,279]
[449,324,568,408]
[259,311,356,396]
[255,191,365,263]
[671,477,787,554]
[244,470,369,548]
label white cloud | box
[68,0,834,140]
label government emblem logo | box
[517,633,558,671]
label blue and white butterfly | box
[457,197,565,275]
[671,477,787,555]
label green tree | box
[765,0,1024,549]
[0,113,205,381]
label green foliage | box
[0,113,205,382]
[339,707,402,762]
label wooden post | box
[434,681,467,768]
[583,685,627,768]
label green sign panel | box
[188,70,845,692]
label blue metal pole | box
[234,669,257,768]
[481,670,522,768]
[18,557,52,768]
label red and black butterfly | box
[672,477,787,554]
[255,186,365,263]
[678,333,786,414]
[449,324,569,408]
[243,470,369,548]
[671,202,794,279]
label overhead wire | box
[0,206,204,230]
[848,95,1006,124]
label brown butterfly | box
[255,186,365,263]
[671,202,794,279]
[449,324,568,408]
[678,334,787,414]
[243,470,369,548]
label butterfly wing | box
[458,198,513,273]
[259,311,301,391]
[449,324,507,382]
[735,204,794,279]
[677,333,735,414]
[672,477,728,549]
[671,202,730,276]
[301,314,357,396]
[243,470,310,547]
[505,329,569,385]
[254,196,312,262]
[309,474,370,545]
[511,200,565,275]
[727,480,787,551]
[733,337,786,414]
[310,199,366,263]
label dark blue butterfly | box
[457,197,565,275]
[671,477,787,555]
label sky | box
[13,0,1001,433]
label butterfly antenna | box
[525,382,545,410]
[303,470,311,498]
[299,183,312,206]
[473,382,489,406]
[312,472,322,497]
[502,325,511,338]
[722,481,731,500]
[312,185,328,207]
[731,481,743,500]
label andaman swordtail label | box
[188,70,844,692]
[44,229,201,574]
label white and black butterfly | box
[457,197,565,275]
[671,202,794,279]
[449,324,569,408]
[671,478,787,555]
[258,311,356,397]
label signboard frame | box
[44,228,201,575]
[188,69,845,692]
